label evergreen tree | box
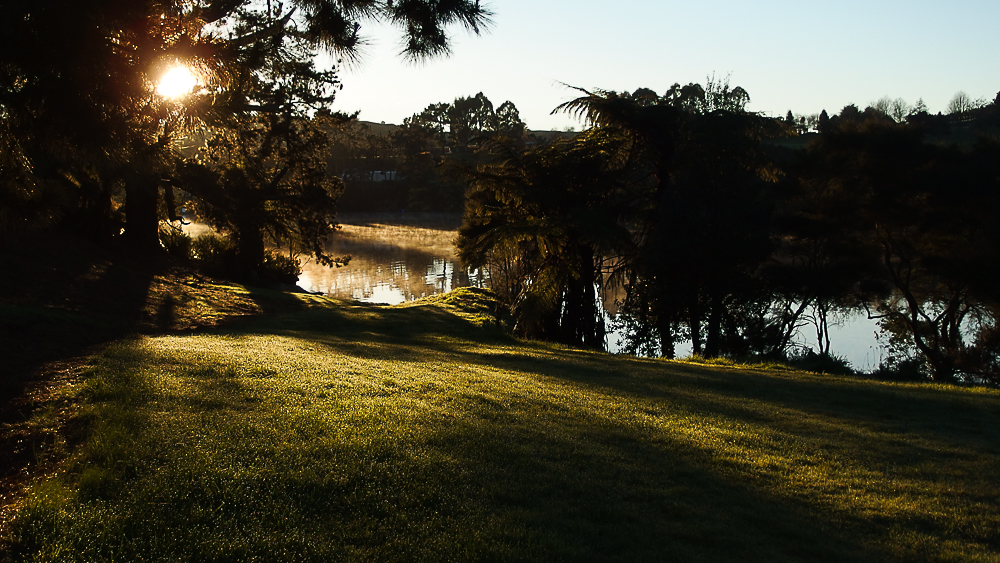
[0,0,492,251]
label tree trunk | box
[73,177,117,243]
[657,316,675,359]
[123,174,162,253]
[558,244,604,350]
[704,295,723,358]
[689,301,702,357]
[234,225,266,282]
[579,246,604,350]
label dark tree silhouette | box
[0,0,492,250]
[457,132,632,348]
[405,93,528,152]
[817,109,830,133]
[178,111,349,280]
[557,80,784,359]
[797,115,1000,382]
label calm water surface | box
[297,213,485,304]
[298,213,886,371]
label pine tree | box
[818,109,830,133]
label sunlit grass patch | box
[677,353,794,371]
[397,287,501,328]
[4,293,1000,562]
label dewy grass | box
[677,354,795,371]
[4,290,1000,562]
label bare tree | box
[869,96,893,117]
[869,97,911,123]
[947,91,979,115]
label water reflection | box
[295,213,883,369]
[297,213,485,304]
[609,309,883,371]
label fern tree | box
[556,81,785,358]
[457,131,633,348]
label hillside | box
[2,278,999,562]
[358,120,578,142]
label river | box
[296,213,486,304]
[296,213,887,371]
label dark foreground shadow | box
[0,235,160,506]
[0,236,157,406]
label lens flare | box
[156,66,197,99]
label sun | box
[156,65,198,99]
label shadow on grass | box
[240,301,1000,447]
[422,412,887,562]
[238,299,507,349]
[232,298,1000,454]
[0,236,160,496]
[0,235,164,390]
[340,317,1000,455]
[219,302,1000,560]
[18,346,891,563]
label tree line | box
[325,92,577,213]
[456,78,1000,384]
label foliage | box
[946,91,986,116]
[786,350,855,375]
[180,111,348,279]
[556,79,789,359]
[609,313,662,358]
[795,116,1000,382]
[158,224,193,260]
[872,355,930,382]
[328,93,530,214]
[404,92,528,152]
[458,81,1000,383]
[188,233,302,284]
[456,130,632,348]
[0,0,492,250]
[259,252,303,285]
[190,233,237,278]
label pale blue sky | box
[328,0,999,130]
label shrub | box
[787,350,855,375]
[158,225,193,260]
[259,252,301,284]
[871,355,929,381]
[190,234,301,284]
[191,233,236,277]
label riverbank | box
[2,265,999,561]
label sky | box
[325,0,999,131]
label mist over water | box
[296,213,486,304]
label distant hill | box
[357,120,579,142]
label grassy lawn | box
[3,288,999,562]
